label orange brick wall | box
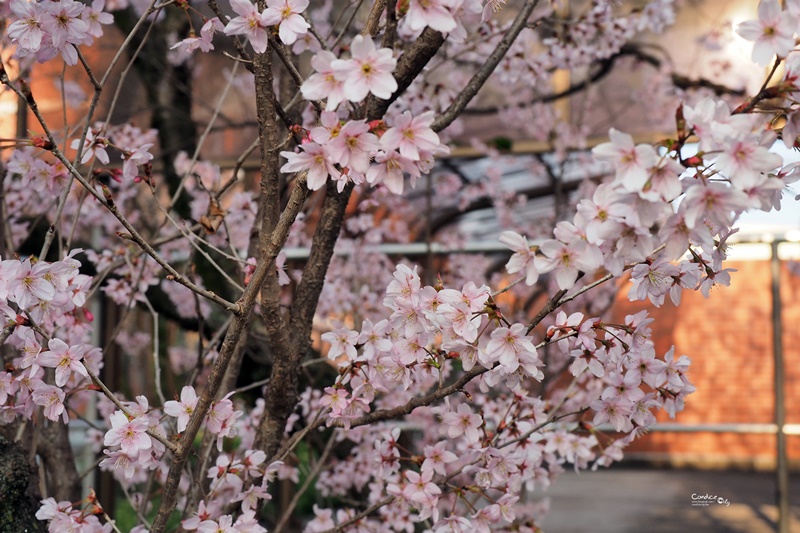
[614,259,800,466]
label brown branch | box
[148,174,310,533]
[254,180,354,458]
[251,36,298,458]
[361,0,387,37]
[464,43,746,116]
[526,288,568,335]
[319,496,394,533]
[302,365,490,437]
[431,0,543,132]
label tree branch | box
[431,0,543,132]
[148,174,309,533]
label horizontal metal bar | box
[280,238,800,261]
[596,423,800,435]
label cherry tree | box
[0,0,797,531]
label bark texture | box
[0,436,46,533]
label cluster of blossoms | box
[282,108,447,194]
[7,0,113,65]
[221,0,309,52]
[302,261,693,529]
[0,253,95,425]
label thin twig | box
[431,0,543,132]
[142,297,167,407]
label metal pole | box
[771,240,790,533]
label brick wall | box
[614,258,800,468]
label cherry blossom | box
[31,384,67,423]
[321,327,359,362]
[485,323,538,374]
[7,0,45,51]
[223,0,272,54]
[301,51,347,111]
[37,338,88,387]
[280,142,340,191]
[104,410,152,456]
[404,0,457,33]
[122,143,154,181]
[82,0,114,39]
[2,1,793,531]
[172,18,224,54]
[441,403,482,443]
[736,0,798,66]
[498,230,539,285]
[262,0,309,45]
[163,385,198,432]
[592,128,658,191]
[535,238,603,290]
[331,35,397,102]
[380,111,441,161]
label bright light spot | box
[0,101,17,115]
[785,230,800,242]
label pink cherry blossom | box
[122,143,154,181]
[422,441,458,476]
[7,258,55,310]
[71,128,110,165]
[331,35,397,102]
[714,138,782,189]
[82,0,114,39]
[441,403,482,443]
[163,385,198,432]
[301,51,347,111]
[42,0,88,49]
[104,410,152,456]
[280,142,340,191]
[681,181,751,230]
[325,120,379,176]
[592,128,657,191]
[736,0,797,66]
[357,319,392,360]
[402,468,442,506]
[380,111,442,161]
[589,396,633,432]
[485,323,538,374]
[171,17,223,54]
[0,372,17,405]
[535,238,603,290]
[223,0,272,54]
[366,149,419,194]
[8,0,45,51]
[625,347,667,388]
[205,396,241,450]
[31,384,67,423]
[498,230,539,285]
[627,258,680,307]
[38,338,88,387]
[99,449,137,480]
[404,0,457,33]
[321,327,359,362]
[262,0,309,45]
